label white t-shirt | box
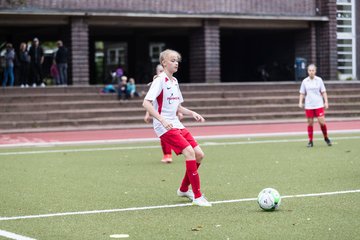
[299,76,326,109]
[144,72,185,137]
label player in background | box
[143,49,211,207]
[144,111,183,163]
[299,64,332,148]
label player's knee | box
[182,146,195,159]
[196,151,205,162]
[318,118,325,126]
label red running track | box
[1,120,360,146]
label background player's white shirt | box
[299,76,326,109]
[144,72,185,137]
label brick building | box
[0,0,351,85]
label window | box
[149,43,165,63]
[336,0,356,79]
[107,43,128,67]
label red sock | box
[320,124,328,139]
[180,162,201,192]
[307,126,313,141]
[184,160,202,199]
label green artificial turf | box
[0,133,359,239]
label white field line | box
[0,229,36,240]
[0,129,359,149]
[0,189,359,222]
[0,135,360,156]
[0,145,159,156]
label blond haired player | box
[143,49,211,206]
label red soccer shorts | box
[160,128,198,155]
[305,107,325,118]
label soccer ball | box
[257,188,281,211]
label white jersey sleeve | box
[319,78,326,93]
[144,77,163,101]
[299,80,306,94]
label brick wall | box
[189,29,205,83]
[204,20,220,83]
[71,17,89,85]
[1,0,317,16]
[189,20,220,83]
[316,0,337,80]
[310,23,317,65]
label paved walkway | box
[1,119,360,147]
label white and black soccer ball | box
[257,188,281,211]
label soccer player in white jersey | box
[299,64,332,147]
[144,64,182,163]
[143,49,211,207]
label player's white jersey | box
[299,76,326,109]
[144,72,185,137]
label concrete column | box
[70,17,89,85]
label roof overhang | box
[0,10,329,29]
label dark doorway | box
[221,29,295,82]
[0,25,71,85]
[89,27,190,85]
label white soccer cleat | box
[192,195,212,207]
[177,188,194,201]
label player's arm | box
[144,111,151,123]
[178,105,205,122]
[298,93,305,108]
[142,100,173,130]
[177,111,184,121]
[322,91,329,109]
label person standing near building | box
[55,40,68,85]
[50,60,60,85]
[299,64,332,148]
[18,42,30,87]
[2,43,15,87]
[29,37,45,87]
[143,49,211,207]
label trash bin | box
[294,57,307,81]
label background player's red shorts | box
[305,108,325,118]
[160,128,198,155]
